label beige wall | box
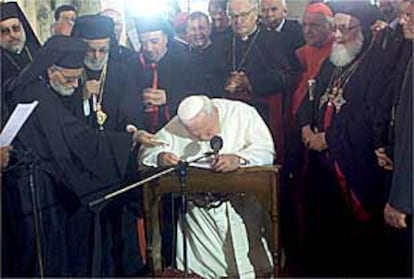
[4,0,308,43]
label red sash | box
[139,54,171,133]
[323,101,370,222]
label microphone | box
[210,135,223,156]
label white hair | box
[177,95,214,124]
[228,0,259,11]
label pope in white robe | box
[139,95,275,278]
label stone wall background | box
[2,0,308,44]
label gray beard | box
[50,80,75,96]
[1,33,26,54]
[8,41,25,54]
[330,35,364,67]
[84,54,109,71]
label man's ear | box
[47,66,60,82]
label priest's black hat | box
[71,14,115,40]
[135,17,175,39]
[1,2,19,21]
[54,4,77,21]
[331,1,383,31]
[50,36,87,69]
[12,36,87,89]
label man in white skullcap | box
[140,95,275,278]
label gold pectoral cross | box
[332,89,347,113]
[96,104,107,130]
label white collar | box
[275,18,286,32]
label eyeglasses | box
[0,24,22,36]
[229,8,256,21]
[333,24,360,34]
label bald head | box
[178,95,219,141]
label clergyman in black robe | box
[0,2,41,122]
[212,0,302,163]
[0,2,40,86]
[70,15,147,274]
[186,11,225,98]
[133,17,191,133]
[296,4,388,276]
[70,15,143,131]
[2,36,154,277]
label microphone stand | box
[28,156,45,278]
[6,148,45,277]
[88,153,214,277]
[175,161,189,278]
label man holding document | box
[3,35,157,277]
[140,95,275,278]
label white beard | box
[84,53,109,71]
[50,80,75,96]
[330,34,364,67]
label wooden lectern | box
[143,165,281,276]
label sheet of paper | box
[189,161,212,169]
[0,100,39,147]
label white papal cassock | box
[140,98,275,278]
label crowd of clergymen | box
[1,0,412,277]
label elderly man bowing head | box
[140,95,275,278]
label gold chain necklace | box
[82,63,108,130]
[320,39,376,113]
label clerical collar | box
[239,25,258,41]
[190,40,212,53]
[232,28,261,71]
[2,45,33,71]
[266,18,285,32]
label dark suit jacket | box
[280,19,305,51]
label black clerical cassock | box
[134,17,192,132]
[71,15,143,131]
[0,2,40,85]
[3,36,141,277]
[296,23,389,276]
[212,26,302,162]
[1,2,41,124]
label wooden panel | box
[143,165,281,276]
